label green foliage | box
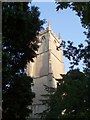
[41,70,89,119]
[2,2,44,120]
[55,2,90,119]
[38,85,57,119]
[56,2,90,73]
[56,2,90,29]
[3,75,35,120]
[39,2,90,119]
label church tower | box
[27,22,64,117]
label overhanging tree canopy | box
[2,2,44,120]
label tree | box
[55,3,90,111]
[40,70,89,119]
[2,2,44,120]
[56,2,90,72]
[38,85,56,119]
[39,2,90,119]
[56,2,90,30]
[55,69,89,119]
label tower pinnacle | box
[48,20,50,30]
[58,33,61,39]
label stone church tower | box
[26,22,64,117]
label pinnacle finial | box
[58,33,61,39]
[48,20,50,30]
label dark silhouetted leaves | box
[2,2,44,120]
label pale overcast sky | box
[30,2,87,72]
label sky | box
[30,2,87,73]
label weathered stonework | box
[26,23,64,118]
